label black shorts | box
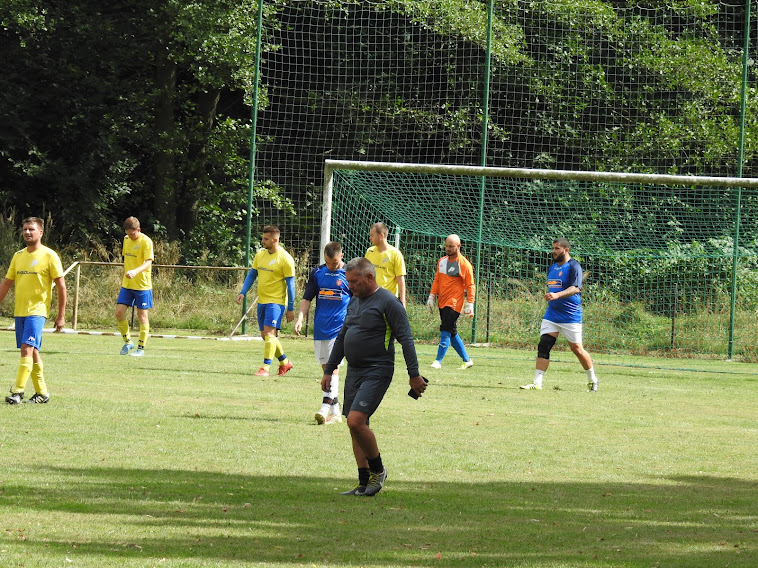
[439,306,461,335]
[343,366,393,421]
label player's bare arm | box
[53,276,67,331]
[293,299,311,335]
[125,259,153,280]
[0,278,13,304]
[545,285,581,302]
[397,275,407,308]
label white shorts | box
[314,338,343,366]
[540,319,583,345]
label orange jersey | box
[430,254,475,312]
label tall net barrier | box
[253,1,757,257]
[324,161,758,362]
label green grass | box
[0,332,757,567]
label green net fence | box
[325,163,758,361]
[254,0,757,255]
[246,1,758,362]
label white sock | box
[329,373,340,399]
[330,374,340,415]
[534,370,544,388]
[319,397,330,416]
[586,368,597,383]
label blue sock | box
[450,333,470,362]
[436,331,451,362]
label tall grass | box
[0,212,755,360]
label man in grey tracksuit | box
[322,256,426,497]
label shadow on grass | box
[2,467,756,567]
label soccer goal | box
[322,160,758,362]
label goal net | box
[323,160,758,362]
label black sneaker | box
[362,469,387,497]
[27,393,49,404]
[5,391,23,405]
[340,485,367,496]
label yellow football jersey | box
[5,246,64,317]
[122,233,154,290]
[252,247,295,305]
[365,244,406,297]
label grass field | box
[0,330,756,568]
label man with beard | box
[0,217,67,404]
[236,225,295,377]
[521,238,598,392]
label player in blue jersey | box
[294,242,351,425]
[521,238,598,392]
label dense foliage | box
[1,0,755,262]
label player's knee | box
[346,413,367,431]
[537,334,557,360]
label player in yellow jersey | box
[236,225,296,377]
[0,217,67,404]
[364,222,407,308]
[115,217,154,357]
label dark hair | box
[263,225,280,236]
[124,216,141,230]
[370,222,388,237]
[324,241,342,258]
[553,237,571,249]
[22,217,44,231]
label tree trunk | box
[177,88,220,237]
[153,42,178,239]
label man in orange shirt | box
[427,234,475,370]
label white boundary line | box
[1,327,262,341]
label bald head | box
[445,234,461,258]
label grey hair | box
[345,257,375,277]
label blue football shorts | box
[117,288,154,310]
[15,316,46,350]
[257,303,285,331]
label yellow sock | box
[273,338,289,366]
[118,320,131,343]
[14,356,33,393]
[263,335,277,364]
[138,323,150,350]
[31,361,48,396]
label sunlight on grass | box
[0,333,756,567]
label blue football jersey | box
[543,259,583,324]
[302,264,351,340]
